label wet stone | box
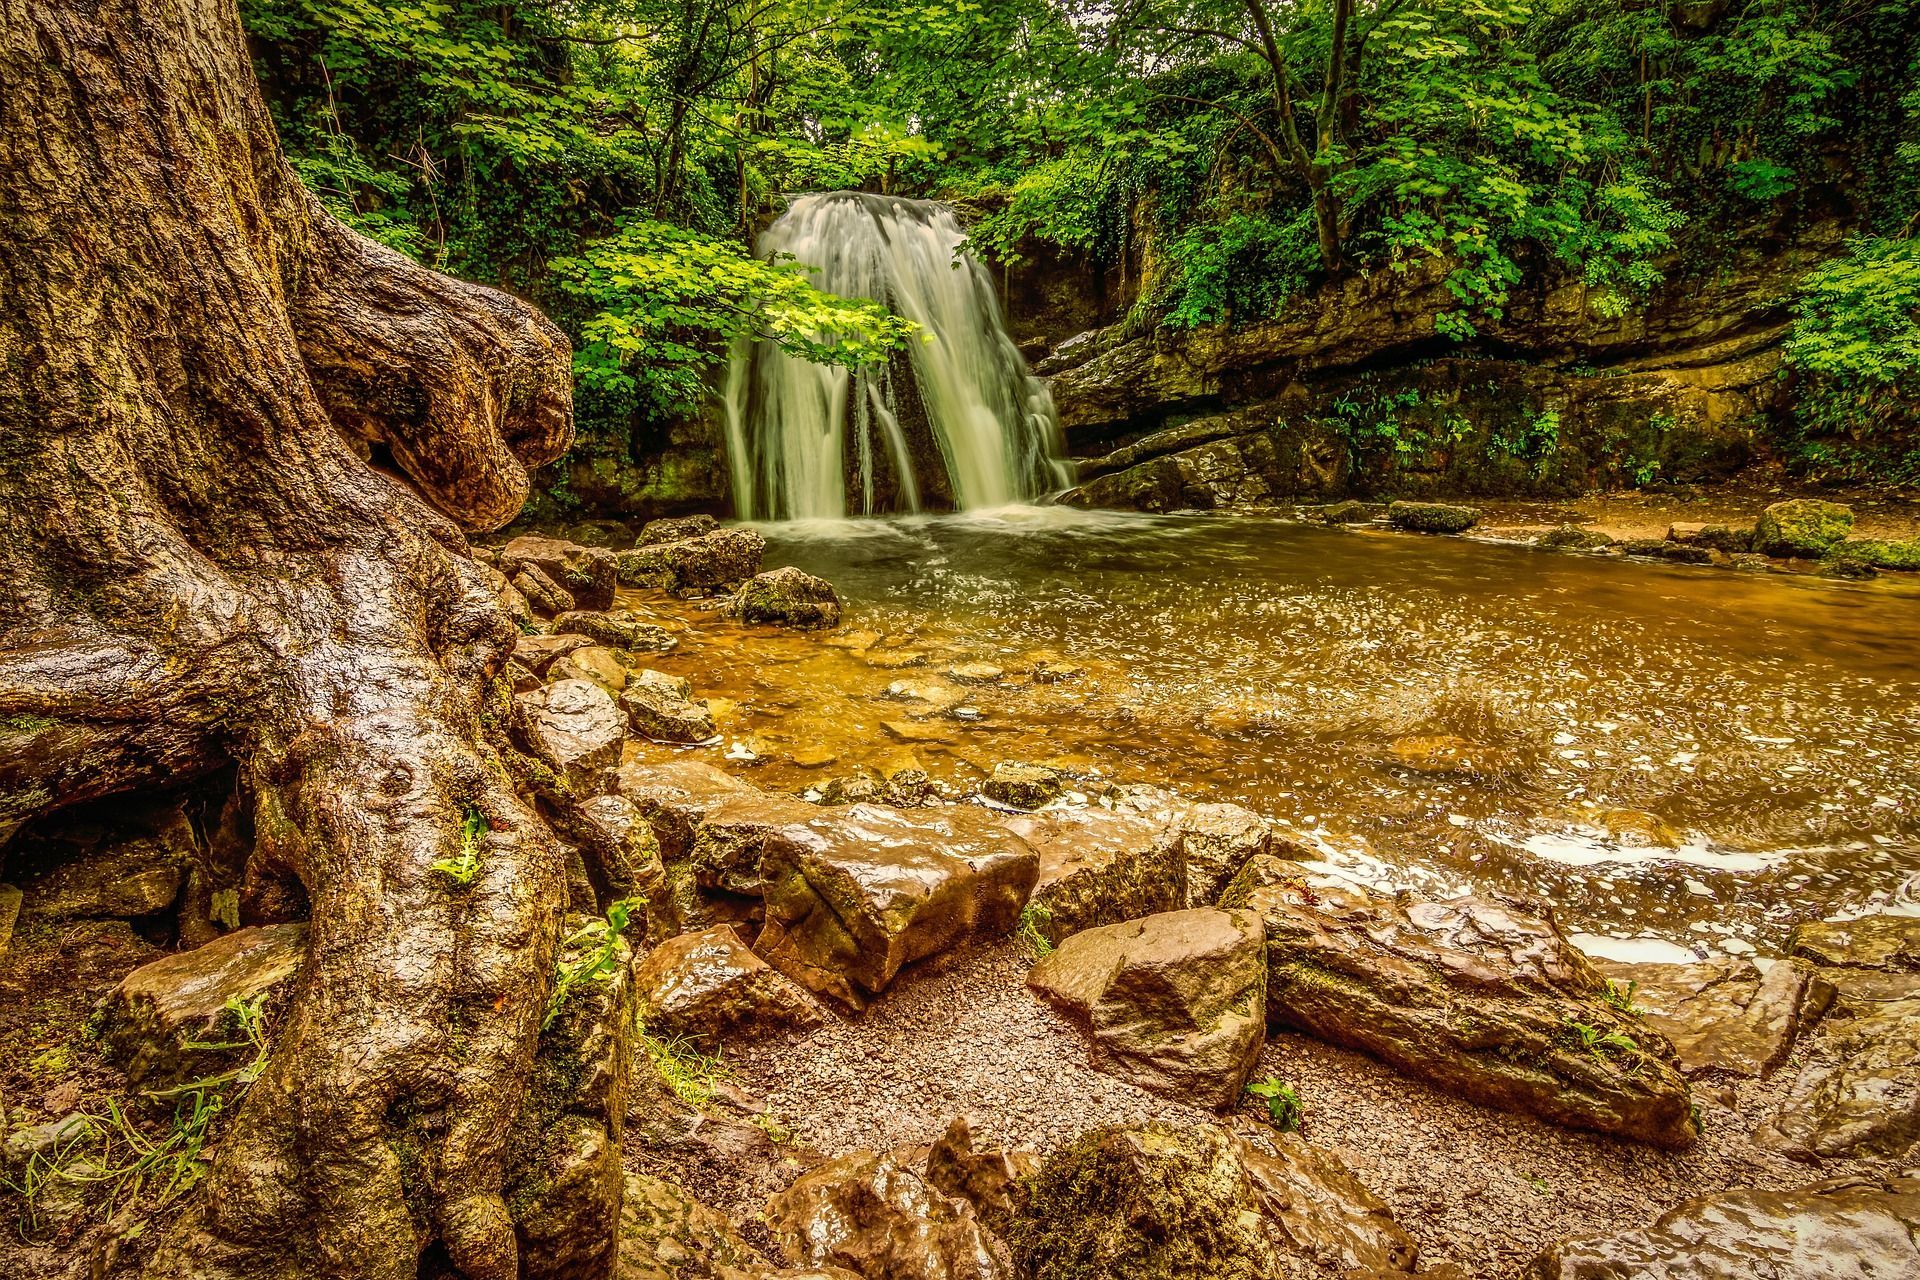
[17,807,193,921]
[550,644,628,692]
[947,662,1005,685]
[1001,806,1185,943]
[503,534,619,612]
[1537,525,1614,551]
[1754,498,1853,558]
[614,759,760,858]
[1590,956,1826,1078]
[728,566,842,629]
[554,609,679,653]
[618,528,767,591]
[1791,913,1920,971]
[1387,501,1478,534]
[634,924,824,1047]
[983,762,1064,810]
[621,671,717,744]
[638,514,719,546]
[514,631,591,675]
[1178,801,1273,906]
[517,679,626,796]
[1756,984,1920,1161]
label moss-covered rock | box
[728,567,842,629]
[1387,501,1479,533]
[1753,498,1853,557]
[1005,1121,1418,1280]
[1830,537,1920,570]
[1537,525,1613,551]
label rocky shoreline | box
[5,515,1918,1280]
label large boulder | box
[999,807,1185,944]
[621,669,718,743]
[755,803,1038,1009]
[95,924,306,1087]
[1177,801,1274,905]
[618,528,767,591]
[1753,498,1853,557]
[1532,1175,1920,1279]
[635,925,824,1046]
[1222,856,1698,1147]
[1387,501,1479,534]
[728,567,842,629]
[1005,1121,1419,1279]
[765,1135,1019,1280]
[1590,956,1829,1078]
[1028,908,1266,1109]
[516,679,626,796]
[504,534,619,611]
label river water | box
[627,506,1920,960]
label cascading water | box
[721,192,1069,520]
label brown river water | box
[621,506,1920,962]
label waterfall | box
[721,192,1068,520]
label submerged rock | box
[982,762,1064,810]
[729,566,842,629]
[503,534,618,611]
[634,925,823,1047]
[1590,956,1827,1078]
[1006,1121,1419,1279]
[1537,525,1614,551]
[1532,1175,1920,1279]
[517,679,626,795]
[1029,908,1266,1110]
[1791,913,1920,970]
[1387,501,1479,534]
[1753,498,1853,558]
[1222,857,1699,1147]
[1001,807,1185,944]
[1667,522,1753,553]
[756,803,1038,1009]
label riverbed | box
[625,506,1920,961]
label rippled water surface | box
[629,506,1920,957]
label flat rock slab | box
[1222,855,1698,1148]
[1534,1175,1920,1278]
[635,925,824,1046]
[1591,956,1827,1078]
[1001,806,1184,944]
[1791,913,1920,970]
[1756,984,1920,1161]
[615,760,762,858]
[96,924,306,1087]
[1007,1121,1418,1278]
[1029,908,1266,1110]
[756,802,1038,1009]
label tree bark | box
[0,0,586,1276]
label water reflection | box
[629,508,1920,956]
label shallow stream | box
[628,507,1920,960]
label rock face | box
[15,806,193,920]
[1177,801,1273,906]
[618,527,767,591]
[755,803,1039,1009]
[622,670,718,743]
[96,924,307,1087]
[1028,908,1266,1110]
[634,925,823,1046]
[1532,1175,1920,1279]
[1591,956,1828,1078]
[517,678,626,795]
[503,534,619,611]
[1006,1121,1418,1279]
[1000,807,1185,944]
[765,1140,1017,1280]
[1753,498,1853,557]
[1388,500,1479,533]
[1222,857,1698,1147]
[729,566,843,629]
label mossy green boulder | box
[1387,500,1479,534]
[1753,499,1853,557]
[1829,538,1920,571]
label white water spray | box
[721,192,1068,520]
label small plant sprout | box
[431,805,490,890]
[1564,1017,1643,1066]
[546,897,642,1029]
[637,1023,731,1108]
[1246,1078,1305,1132]
[1600,978,1644,1017]
[1017,901,1055,958]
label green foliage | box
[1783,235,1920,480]
[1245,1077,1304,1132]
[1017,900,1055,958]
[1599,978,1644,1017]
[637,1024,731,1107]
[551,219,915,417]
[1562,1016,1642,1065]
[430,804,489,890]
[546,898,642,1030]
[1162,212,1318,328]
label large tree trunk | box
[0,0,590,1276]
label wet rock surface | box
[556,608,679,653]
[14,807,194,921]
[95,924,306,1088]
[1790,913,1920,970]
[1006,1120,1419,1279]
[616,1170,860,1280]
[504,534,619,611]
[1177,801,1275,905]
[1389,501,1480,534]
[622,669,718,743]
[1532,1175,1920,1279]
[1591,956,1827,1078]
[1001,807,1184,943]
[755,803,1038,1009]
[729,566,843,629]
[1752,498,1853,558]
[517,678,626,795]
[1028,907,1266,1109]
[1222,858,1698,1147]
[616,759,763,857]
[619,527,768,591]
[635,925,824,1046]
[981,762,1063,810]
